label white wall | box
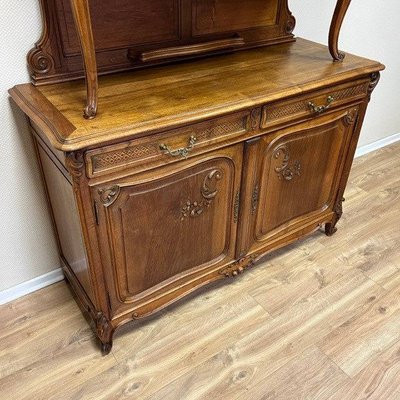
[0,1,59,292]
[292,0,400,146]
[0,1,399,294]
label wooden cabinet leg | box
[100,341,113,355]
[325,222,338,236]
[95,312,114,355]
[69,0,98,119]
[329,0,352,61]
[325,197,345,236]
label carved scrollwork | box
[286,14,296,34]
[95,312,113,354]
[28,47,54,75]
[84,104,97,120]
[368,72,381,101]
[343,108,358,126]
[219,254,259,278]
[96,312,112,338]
[248,108,261,131]
[98,185,121,207]
[202,169,222,198]
[181,169,223,220]
[66,151,84,184]
[273,145,301,181]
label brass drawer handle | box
[308,95,334,114]
[159,136,197,158]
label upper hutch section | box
[29,0,295,85]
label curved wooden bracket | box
[329,0,352,62]
[70,0,98,119]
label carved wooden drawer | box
[261,79,370,130]
[85,111,254,178]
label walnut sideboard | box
[9,1,384,354]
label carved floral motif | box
[181,169,223,220]
[273,145,301,181]
[219,254,259,278]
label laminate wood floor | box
[1,142,399,400]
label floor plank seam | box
[314,343,352,379]
[358,269,390,292]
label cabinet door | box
[94,144,242,315]
[238,107,359,255]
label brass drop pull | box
[308,95,334,114]
[159,136,197,158]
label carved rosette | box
[181,169,223,220]
[98,185,121,207]
[219,254,259,278]
[66,151,84,185]
[273,145,301,181]
[368,72,381,101]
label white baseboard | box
[1,134,399,306]
[0,268,64,305]
[355,132,400,158]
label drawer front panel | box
[261,80,369,129]
[86,111,250,178]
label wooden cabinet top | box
[10,39,383,151]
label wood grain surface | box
[0,142,399,399]
[10,39,384,151]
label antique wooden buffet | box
[9,0,384,353]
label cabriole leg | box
[69,0,98,119]
[325,197,345,236]
[329,0,352,61]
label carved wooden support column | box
[329,0,352,62]
[69,0,98,119]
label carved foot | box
[101,341,113,355]
[325,222,338,236]
[95,311,114,355]
[325,197,345,237]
